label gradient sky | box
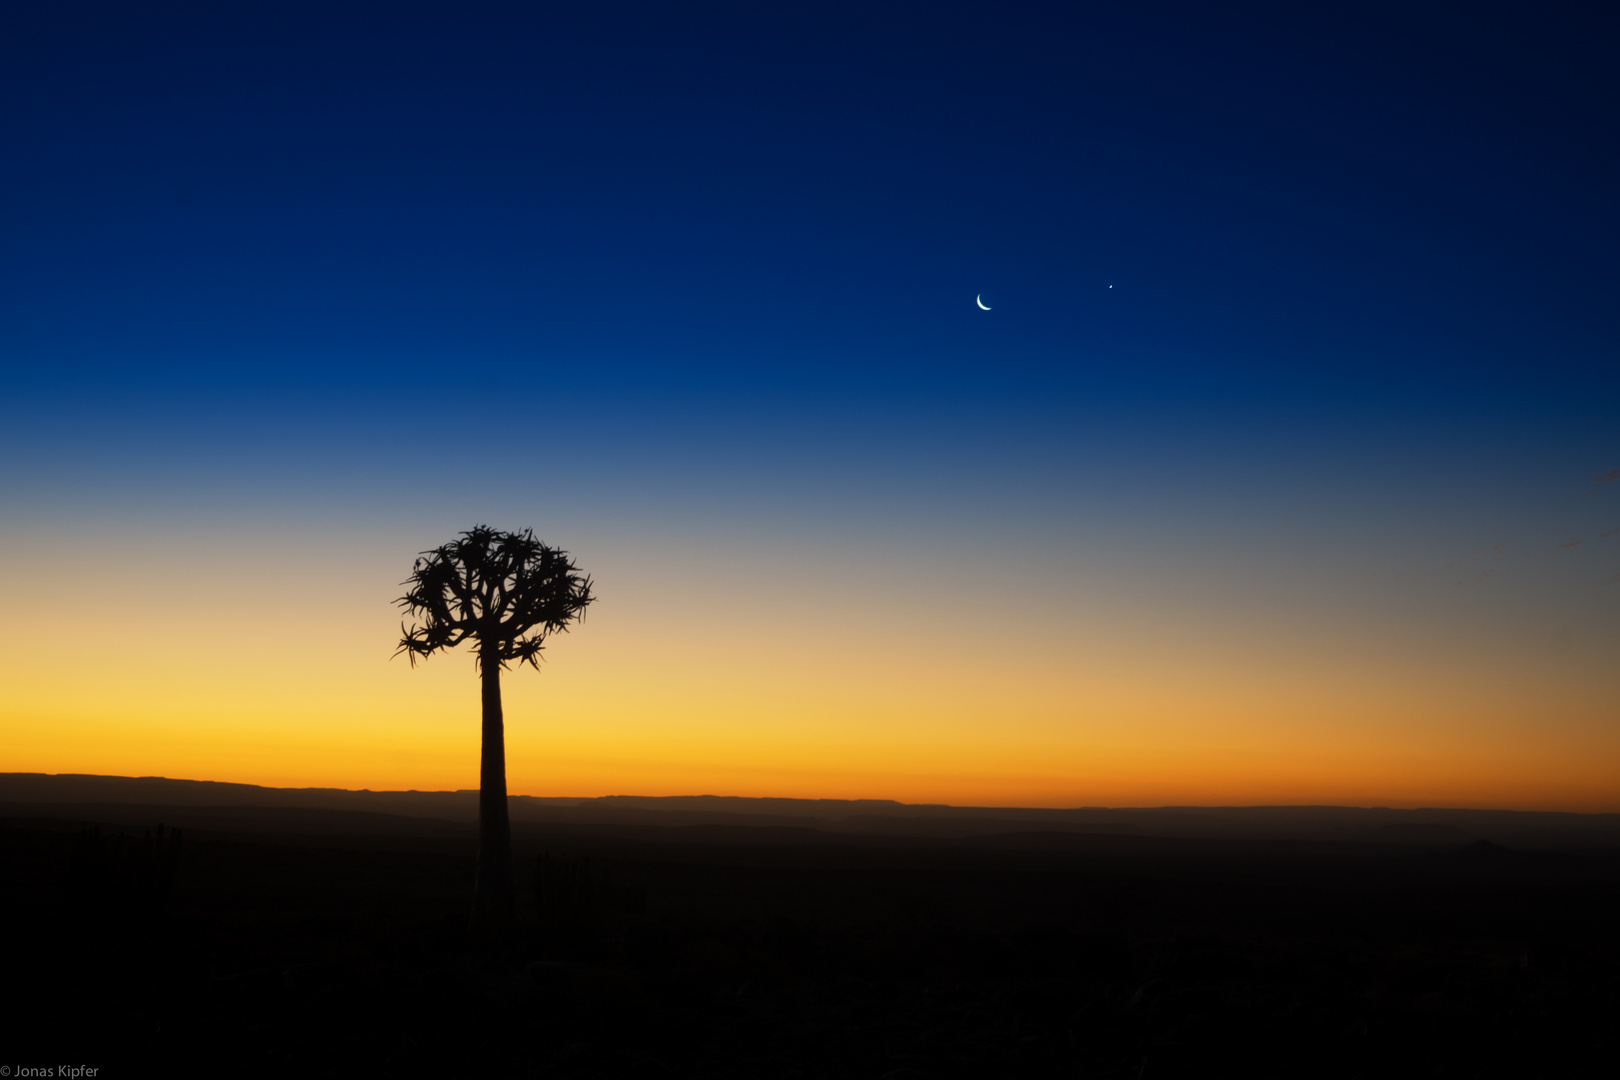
[3,1,1618,809]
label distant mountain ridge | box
[4,772,1619,849]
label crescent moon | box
[976,294,991,311]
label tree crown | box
[395,525,594,670]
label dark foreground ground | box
[3,806,1618,1079]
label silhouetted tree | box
[396,525,594,939]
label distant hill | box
[3,772,1619,849]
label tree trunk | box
[471,651,515,941]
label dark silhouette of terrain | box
[6,771,1620,847]
[4,774,1619,1076]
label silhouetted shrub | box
[533,852,643,957]
[66,824,183,920]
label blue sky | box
[3,1,1618,805]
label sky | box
[3,1,1618,809]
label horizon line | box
[7,771,1618,819]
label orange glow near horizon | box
[3,525,1619,812]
